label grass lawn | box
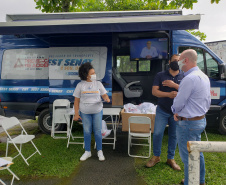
[134,129,226,185]
[0,121,225,185]
[0,123,85,179]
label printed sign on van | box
[49,47,107,80]
[210,87,220,99]
[1,47,107,80]
[2,49,49,79]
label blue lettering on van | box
[70,59,76,66]
[64,59,70,66]
[0,86,49,93]
[75,59,82,66]
[49,59,63,66]
[0,87,111,96]
[49,88,112,96]
[49,59,93,66]
[58,59,63,66]
[67,72,78,75]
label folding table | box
[66,108,121,150]
[102,108,121,150]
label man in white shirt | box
[140,41,158,59]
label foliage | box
[117,56,151,73]
[211,0,220,3]
[187,29,207,41]
[35,0,201,13]
[34,0,81,12]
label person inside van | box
[146,54,183,171]
[140,41,158,59]
[73,62,110,161]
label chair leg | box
[7,168,20,185]
[11,143,29,166]
[0,179,6,185]
[19,143,22,153]
[31,141,41,155]
[5,138,9,157]
[128,134,130,156]
[51,120,54,138]
[149,136,151,158]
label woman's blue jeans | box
[176,118,206,185]
[153,106,177,159]
[80,110,103,152]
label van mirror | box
[219,63,226,80]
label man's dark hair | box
[78,62,94,80]
[170,54,180,61]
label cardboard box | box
[121,109,155,133]
[112,91,123,106]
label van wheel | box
[38,109,64,134]
[219,109,226,135]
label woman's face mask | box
[90,74,96,81]
[169,61,179,71]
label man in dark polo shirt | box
[146,54,183,171]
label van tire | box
[219,109,226,135]
[38,109,64,135]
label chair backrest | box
[112,68,127,89]
[128,116,151,133]
[1,117,20,130]
[53,99,70,108]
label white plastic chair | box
[128,116,151,158]
[52,99,71,139]
[1,117,41,166]
[0,157,19,185]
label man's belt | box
[178,115,205,121]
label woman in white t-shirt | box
[73,62,110,161]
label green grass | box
[0,123,84,179]
[134,129,226,185]
[1,121,226,184]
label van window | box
[139,60,150,72]
[116,56,137,72]
[178,46,205,73]
[205,52,219,79]
[1,49,49,80]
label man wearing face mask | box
[146,54,183,171]
[172,49,210,185]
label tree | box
[35,0,201,12]
[34,0,221,41]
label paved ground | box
[0,120,147,185]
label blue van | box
[0,10,225,134]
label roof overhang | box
[0,10,201,35]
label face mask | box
[178,58,185,71]
[90,74,96,81]
[169,61,179,71]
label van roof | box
[0,10,200,35]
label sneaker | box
[97,150,105,161]
[80,151,91,161]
